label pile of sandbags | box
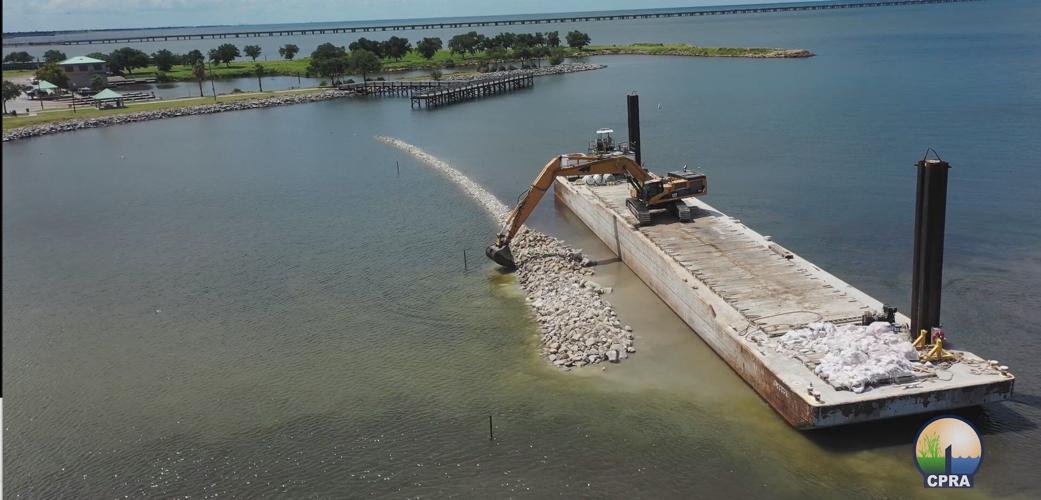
[777,322,918,393]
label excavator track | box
[676,200,693,222]
[626,197,653,226]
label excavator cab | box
[639,179,665,199]
[591,129,615,155]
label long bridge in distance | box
[6,0,976,47]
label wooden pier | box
[410,73,534,109]
[5,0,977,47]
[339,80,452,97]
[338,74,534,109]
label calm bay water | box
[4,1,1041,497]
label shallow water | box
[4,1,1041,497]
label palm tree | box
[254,64,265,92]
[191,63,207,97]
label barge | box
[554,179,1014,428]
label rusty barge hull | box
[555,180,1014,429]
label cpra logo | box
[914,416,983,488]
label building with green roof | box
[57,56,108,89]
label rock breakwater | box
[376,136,635,369]
[3,90,354,142]
[442,63,605,81]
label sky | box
[2,0,801,33]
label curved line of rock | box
[376,136,636,369]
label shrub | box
[231,88,244,93]
[444,59,456,68]
[155,72,172,83]
[345,78,355,84]
[376,76,385,81]
[319,80,328,87]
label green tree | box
[349,37,384,58]
[566,30,591,50]
[43,49,67,63]
[90,74,107,92]
[35,63,69,89]
[244,45,262,62]
[108,47,150,74]
[383,36,411,60]
[278,44,300,60]
[514,45,533,63]
[448,31,483,55]
[152,49,178,72]
[349,48,382,81]
[3,51,34,63]
[214,43,240,66]
[515,33,537,47]
[2,79,21,113]
[548,48,565,66]
[546,31,561,47]
[184,49,205,67]
[532,46,550,67]
[192,63,207,97]
[486,47,507,62]
[308,43,349,83]
[489,32,516,50]
[430,69,443,81]
[416,37,442,59]
[254,64,265,92]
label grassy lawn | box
[2,69,36,79]
[132,58,311,80]
[2,87,326,130]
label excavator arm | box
[486,154,650,269]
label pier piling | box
[910,153,950,335]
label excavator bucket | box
[486,244,516,270]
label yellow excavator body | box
[486,152,707,269]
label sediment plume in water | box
[376,136,636,368]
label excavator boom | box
[486,154,650,269]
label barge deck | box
[555,180,1014,428]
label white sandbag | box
[777,321,917,393]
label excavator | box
[486,94,708,269]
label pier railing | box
[410,73,534,109]
[339,74,535,109]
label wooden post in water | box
[488,415,494,440]
[463,249,468,271]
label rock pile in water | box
[442,63,605,81]
[2,90,354,142]
[512,230,635,368]
[377,136,634,369]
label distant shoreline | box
[3,44,811,83]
